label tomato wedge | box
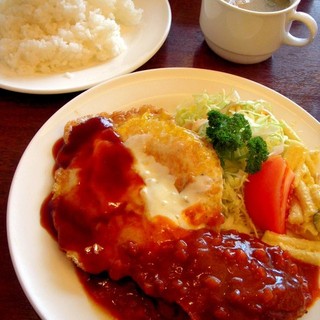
[244,155,295,234]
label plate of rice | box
[0,0,171,94]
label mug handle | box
[283,11,318,47]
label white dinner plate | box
[7,68,320,320]
[0,0,171,94]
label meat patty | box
[51,106,224,270]
[54,105,224,230]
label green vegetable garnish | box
[206,110,268,174]
[246,136,269,174]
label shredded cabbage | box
[175,90,289,235]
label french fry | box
[262,231,320,266]
[280,120,302,142]
[283,143,305,174]
[295,180,318,217]
[287,198,304,225]
[283,141,320,243]
[306,150,320,182]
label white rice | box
[0,0,143,75]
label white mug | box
[199,0,318,64]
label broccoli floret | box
[245,136,268,174]
[206,110,268,174]
[206,110,252,157]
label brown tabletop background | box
[1,0,319,319]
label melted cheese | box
[124,134,213,229]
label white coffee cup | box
[199,0,318,64]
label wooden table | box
[0,0,319,319]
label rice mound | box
[0,0,143,75]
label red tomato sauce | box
[41,116,319,320]
[76,269,189,320]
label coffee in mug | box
[200,0,318,64]
[224,0,291,12]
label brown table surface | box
[1,0,319,319]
